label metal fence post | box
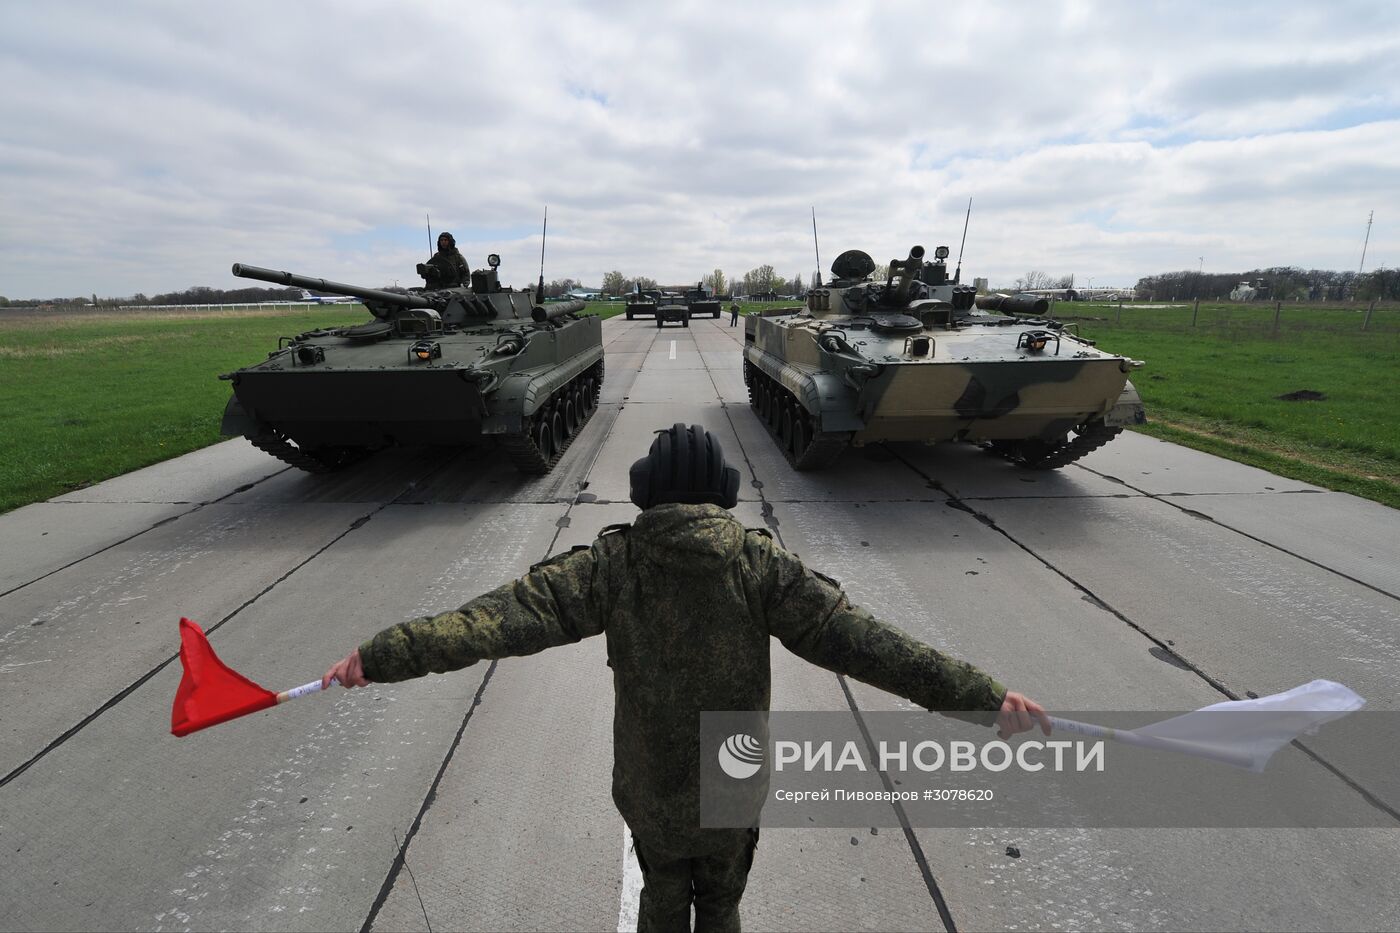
[1192,299,1199,327]
[1363,301,1375,332]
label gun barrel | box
[231,263,432,309]
[975,293,1050,316]
[891,245,926,305]
[531,299,588,323]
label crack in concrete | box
[1076,464,1400,603]
[0,458,457,792]
[891,446,1400,827]
[0,465,294,601]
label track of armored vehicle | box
[743,245,1145,470]
[221,256,603,475]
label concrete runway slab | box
[642,337,709,370]
[762,464,1400,932]
[369,638,622,933]
[733,415,947,503]
[896,441,1146,500]
[1126,488,1400,597]
[0,501,565,931]
[51,437,287,504]
[0,500,197,595]
[2,312,1397,932]
[1080,431,1323,495]
[624,368,722,403]
[583,401,758,504]
[970,494,1400,707]
[222,446,459,505]
[0,501,372,776]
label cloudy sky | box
[1,0,1397,299]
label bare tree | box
[705,268,727,296]
[602,270,627,296]
[1014,271,1055,291]
[743,265,776,295]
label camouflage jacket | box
[359,503,1006,851]
[424,247,469,287]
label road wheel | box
[551,410,566,451]
[791,413,809,458]
[780,404,794,449]
[564,394,579,435]
[535,417,554,460]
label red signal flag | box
[170,617,278,736]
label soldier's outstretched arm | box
[324,546,606,687]
[753,533,1008,713]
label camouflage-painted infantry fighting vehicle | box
[220,256,603,474]
[743,244,1145,469]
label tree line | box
[1134,266,1400,302]
[588,266,810,299]
[0,285,305,308]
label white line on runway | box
[669,340,677,360]
[617,828,643,931]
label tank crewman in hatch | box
[323,423,1049,932]
[416,231,470,288]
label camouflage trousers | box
[633,830,758,933]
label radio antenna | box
[811,207,823,286]
[954,197,972,284]
[426,213,433,258]
[536,206,548,303]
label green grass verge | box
[1071,302,1400,509]
[0,306,365,513]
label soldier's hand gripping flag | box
[170,618,330,736]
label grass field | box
[2,299,1396,515]
[0,305,366,513]
[1069,301,1400,508]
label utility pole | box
[1359,211,1374,278]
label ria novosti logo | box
[718,733,764,779]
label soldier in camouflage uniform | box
[416,231,470,288]
[325,424,1048,932]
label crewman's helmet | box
[438,232,456,248]
[629,424,741,510]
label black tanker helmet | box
[438,231,456,249]
[629,424,741,510]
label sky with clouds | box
[1,0,1397,299]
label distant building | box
[973,277,989,293]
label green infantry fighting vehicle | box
[221,254,604,474]
[685,282,722,319]
[625,286,661,320]
[743,244,1145,469]
[655,293,691,328]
